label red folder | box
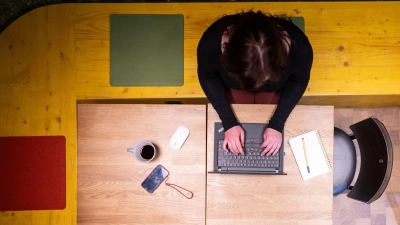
[0,136,66,211]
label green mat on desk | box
[290,17,305,33]
[110,14,184,86]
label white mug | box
[127,141,156,162]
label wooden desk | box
[77,104,206,224]
[206,104,334,224]
[2,2,400,224]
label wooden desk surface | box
[77,104,206,224]
[2,2,400,224]
[207,104,334,224]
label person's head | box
[221,10,291,90]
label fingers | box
[223,126,245,155]
[223,139,229,152]
[223,139,242,155]
[231,139,243,155]
[238,129,245,155]
[261,128,282,156]
[261,140,281,156]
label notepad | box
[288,130,332,180]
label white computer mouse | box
[170,126,190,150]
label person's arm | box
[197,39,245,155]
[197,41,239,131]
[268,47,313,133]
[261,42,313,156]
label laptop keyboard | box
[217,139,280,168]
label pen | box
[302,138,310,173]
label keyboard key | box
[217,139,280,168]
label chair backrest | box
[347,117,393,204]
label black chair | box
[333,117,393,204]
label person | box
[197,10,313,157]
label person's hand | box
[223,125,245,155]
[260,128,282,156]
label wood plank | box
[1,2,400,224]
[77,104,206,225]
[0,4,77,225]
[206,104,334,224]
[0,4,32,137]
[74,2,400,100]
[299,95,400,108]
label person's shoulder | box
[282,19,312,55]
[281,19,313,71]
[198,15,236,54]
[210,14,237,28]
[200,15,237,40]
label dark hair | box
[221,10,291,90]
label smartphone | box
[141,165,169,193]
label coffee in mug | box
[127,141,156,162]
[140,145,155,160]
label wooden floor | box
[334,108,400,225]
[1,2,400,225]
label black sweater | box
[197,15,313,133]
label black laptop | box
[210,122,286,175]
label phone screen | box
[141,165,169,193]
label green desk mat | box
[110,14,184,86]
[290,17,305,33]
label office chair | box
[333,117,393,204]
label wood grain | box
[77,104,206,225]
[1,2,400,224]
[206,104,334,224]
[0,4,77,225]
[74,2,400,101]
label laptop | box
[210,122,286,175]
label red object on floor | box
[0,136,66,211]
